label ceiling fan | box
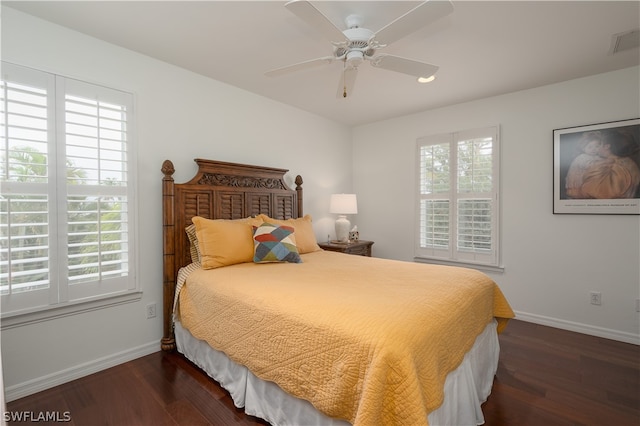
[265,0,454,98]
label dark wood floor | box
[483,320,639,426]
[6,319,639,425]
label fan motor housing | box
[343,27,374,46]
[335,27,376,61]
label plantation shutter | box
[417,135,451,259]
[416,126,500,267]
[0,63,57,313]
[1,62,137,317]
[59,78,135,302]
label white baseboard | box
[514,311,640,345]
[4,340,160,402]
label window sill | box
[1,291,143,330]
[413,257,505,274]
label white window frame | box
[1,62,139,327]
[415,126,502,271]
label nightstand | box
[318,240,374,257]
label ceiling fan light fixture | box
[346,50,364,66]
[417,75,436,83]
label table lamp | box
[329,194,358,243]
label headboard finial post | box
[295,175,304,218]
[161,159,177,351]
[162,159,175,178]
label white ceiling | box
[5,1,640,126]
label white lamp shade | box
[329,194,358,215]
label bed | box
[161,158,514,426]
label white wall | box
[352,66,640,343]
[0,7,352,400]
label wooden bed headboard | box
[160,158,303,350]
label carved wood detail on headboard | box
[161,158,303,351]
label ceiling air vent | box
[609,29,640,55]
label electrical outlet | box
[146,302,157,319]
[589,291,601,306]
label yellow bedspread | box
[178,250,514,426]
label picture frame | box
[553,118,640,214]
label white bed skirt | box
[174,319,499,426]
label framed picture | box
[553,118,640,214]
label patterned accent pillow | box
[253,223,302,264]
[257,214,321,254]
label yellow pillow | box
[257,214,321,254]
[192,216,264,269]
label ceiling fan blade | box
[285,0,346,42]
[336,67,358,98]
[370,54,439,78]
[265,56,335,77]
[374,0,453,45]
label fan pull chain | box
[343,62,348,98]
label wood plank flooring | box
[6,319,640,425]
[483,320,639,426]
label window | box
[1,62,137,320]
[416,126,500,268]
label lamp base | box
[335,215,351,243]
